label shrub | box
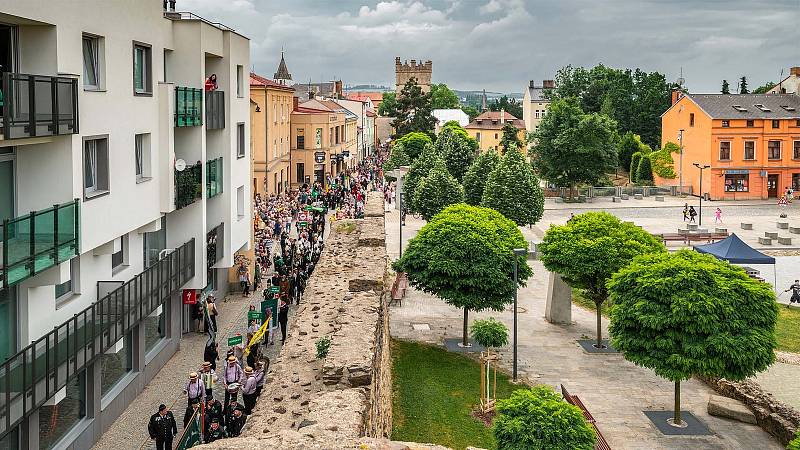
[788,431,800,450]
[435,126,477,182]
[629,152,642,183]
[395,132,432,160]
[470,318,509,350]
[383,142,411,177]
[636,155,654,183]
[315,336,331,359]
[493,386,596,450]
[649,141,680,179]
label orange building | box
[661,93,800,200]
[465,110,527,154]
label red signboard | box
[182,289,198,305]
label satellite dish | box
[175,159,186,171]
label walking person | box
[241,366,258,415]
[206,296,218,333]
[688,206,697,223]
[278,298,289,343]
[199,362,217,399]
[714,207,722,223]
[204,341,219,371]
[683,203,689,222]
[148,404,177,450]
[222,355,243,406]
[785,280,800,308]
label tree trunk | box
[462,307,469,347]
[674,380,682,425]
[595,301,603,348]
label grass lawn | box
[573,288,800,354]
[391,339,522,450]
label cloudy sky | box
[179,0,798,93]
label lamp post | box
[512,247,527,382]
[678,129,684,195]
[693,163,711,225]
[399,191,405,259]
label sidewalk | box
[544,195,784,210]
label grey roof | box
[527,86,548,102]
[686,93,800,119]
[274,52,292,81]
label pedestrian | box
[199,362,217,399]
[204,341,219,371]
[683,203,689,222]
[205,418,226,443]
[688,206,697,223]
[241,366,258,414]
[184,372,205,409]
[222,355,243,406]
[254,360,267,397]
[226,405,247,437]
[714,207,722,223]
[206,296,218,333]
[278,298,289,343]
[785,280,800,308]
[148,404,177,450]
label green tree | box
[482,145,544,226]
[378,91,398,117]
[636,155,654,184]
[629,152,642,183]
[435,125,477,182]
[788,431,800,450]
[393,204,532,346]
[395,132,432,160]
[470,318,509,351]
[753,82,777,94]
[414,158,464,221]
[499,122,524,154]
[739,76,749,94]
[430,83,461,109]
[462,105,480,121]
[488,96,524,119]
[538,212,665,348]
[617,131,644,172]
[392,78,436,138]
[403,144,439,213]
[382,142,411,175]
[463,149,500,206]
[721,80,730,94]
[531,98,618,193]
[608,250,778,426]
[493,386,596,450]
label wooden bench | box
[634,193,643,200]
[687,223,699,231]
[620,194,629,200]
[655,195,665,202]
[612,196,622,203]
[715,227,727,234]
[561,384,612,450]
[390,272,408,306]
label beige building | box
[395,57,432,94]
[250,69,294,196]
[522,79,554,133]
[465,110,527,154]
[290,100,348,188]
[767,66,800,95]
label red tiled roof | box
[346,92,384,102]
[250,72,294,91]
[466,110,525,130]
[366,110,377,117]
[474,110,520,121]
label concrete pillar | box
[391,167,409,211]
[545,272,572,324]
[26,409,38,450]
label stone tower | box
[395,57,432,94]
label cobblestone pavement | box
[92,291,288,450]
[386,207,783,450]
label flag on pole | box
[174,403,203,449]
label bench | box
[758,237,772,245]
[612,196,622,203]
[765,231,779,239]
[779,237,793,245]
[561,384,612,450]
[656,232,729,245]
[655,195,665,202]
[790,226,800,235]
[777,222,790,229]
[634,193,643,200]
[741,223,753,230]
[715,227,727,234]
[390,272,408,306]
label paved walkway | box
[387,207,783,450]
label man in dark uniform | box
[786,280,800,307]
[205,418,226,443]
[148,404,177,450]
[204,395,225,431]
[226,405,247,437]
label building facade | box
[335,98,376,163]
[522,79,554,133]
[767,66,800,95]
[465,110,527,154]
[660,93,800,200]
[432,109,469,134]
[0,1,250,448]
[395,57,432,94]
[290,101,348,188]
[250,72,294,196]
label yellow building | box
[465,110,527,154]
[290,99,348,188]
[250,68,294,196]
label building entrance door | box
[768,174,779,198]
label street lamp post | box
[512,248,527,382]
[693,163,711,225]
[399,191,405,259]
[678,129,684,195]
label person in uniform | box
[204,395,225,432]
[226,405,247,438]
[205,417,227,443]
[183,372,205,409]
[148,404,177,450]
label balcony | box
[1,73,78,141]
[206,157,223,199]
[175,162,202,210]
[0,200,79,291]
[205,90,225,129]
[0,239,194,437]
[174,87,202,127]
[206,223,224,269]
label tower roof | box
[274,51,292,81]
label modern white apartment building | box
[0,1,250,448]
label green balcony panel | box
[175,163,202,210]
[174,87,203,127]
[206,157,223,199]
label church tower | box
[274,51,292,86]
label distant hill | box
[454,89,523,101]
[344,84,391,92]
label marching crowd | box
[148,153,387,449]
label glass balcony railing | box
[205,90,225,130]
[0,239,194,438]
[174,87,202,127]
[206,157,223,199]
[0,200,79,291]
[175,162,202,210]
[1,73,79,140]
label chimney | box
[671,89,684,105]
[529,80,535,89]
[542,79,555,89]
[293,96,298,111]
[791,67,800,76]
[500,108,505,124]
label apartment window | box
[796,119,800,127]
[721,120,730,128]
[82,34,104,90]
[689,113,695,127]
[297,133,305,150]
[55,258,80,305]
[329,128,333,145]
[134,133,151,181]
[744,141,755,160]
[315,128,322,148]
[746,120,754,127]
[535,111,540,119]
[724,174,749,192]
[768,140,781,160]
[297,163,305,184]
[237,123,245,158]
[772,119,780,129]
[273,103,277,123]
[719,142,731,160]
[236,186,245,218]
[132,42,152,95]
[236,65,244,97]
[335,127,340,144]
[83,137,109,198]
[794,141,800,160]
[273,140,277,159]
[112,235,128,272]
[494,133,498,139]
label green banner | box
[175,405,202,449]
[261,298,278,326]
[227,335,242,346]
[248,311,264,321]
[299,221,308,227]
[304,205,314,211]
[270,286,280,293]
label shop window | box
[144,306,166,355]
[724,174,749,192]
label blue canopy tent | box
[693,233,776,289]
